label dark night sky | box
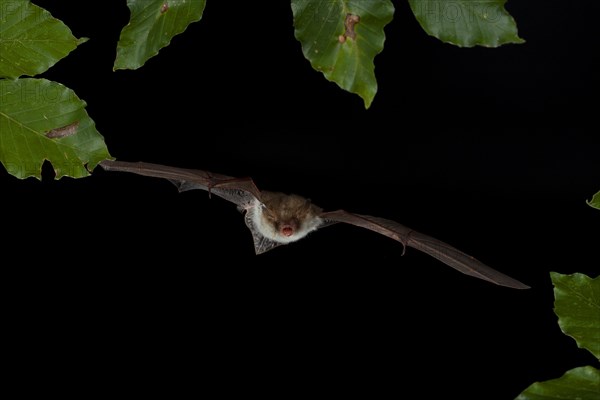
[4,1,600,398]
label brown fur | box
[260,191,322,233]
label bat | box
[99,160,530,289]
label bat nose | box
[281,226,294,237]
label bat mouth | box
[281,226,294,237]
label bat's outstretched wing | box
[320,210,529,289]
[99,160,262,208]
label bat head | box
[251,191,323,244]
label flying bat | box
[99,160,529,289]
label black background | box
[4,1,600,397]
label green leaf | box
[515,366,600,400]
[0,0,87,79]
[587,191,600,210]
[408,0,524,47]
[291,0,394,108]
[551,272,600,360]
[114,0,206,70]
[0,78,111,179]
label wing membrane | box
[99,160,261,208]
[321,210,529,289]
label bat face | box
[250,191,323,244]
